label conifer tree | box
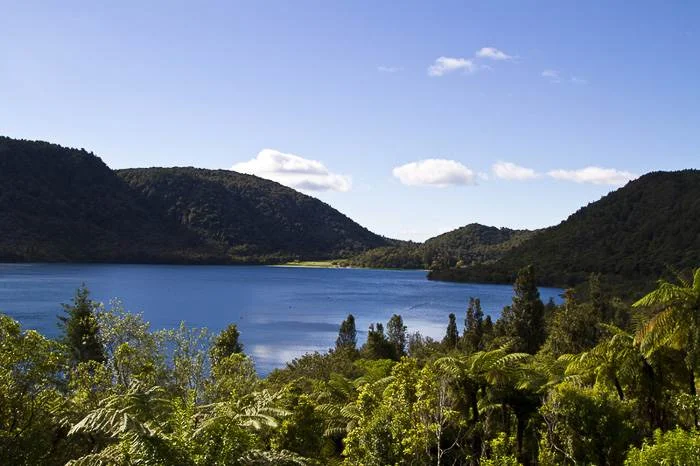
[336,314,357,351]
[588,273,613,322]
[501,265,546,354]
[363,323,395,359]
[443,313,459,350]
[387,314,407,358]
[483,315,495,346]
[58,285,105,364]
[462,297,484,353]
[211,323,244,364]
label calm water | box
[0,263,562,373]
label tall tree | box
[588,273,607,321]
[386,314,407,358]
[483,315,494,346]
[542,289,600,357]
[501,265,546,354]
[211,323,244,365]
[443,313,459,350]
[335,314,357,351]
[58,285,105,364]
[462,298,484,353]
[362,323,395,360]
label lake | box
[0,263,563,373]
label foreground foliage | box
[1,266,699,465]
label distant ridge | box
[0,136,390,263]
[343,223,535,269]
[3,135,697,292]
[118,167,389,261]
[429,170,700,295]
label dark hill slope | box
[343,223,534,269]
[0,136,205,262]
[430,170,700,293]
[0,136,389,263]
[117,168,389,260]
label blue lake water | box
[0,263,563,373]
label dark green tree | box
[462,297,484,353]
[386,314,407,358]
[362,323,395,360]
[544,297,557,323]
[542,289,600,357]
[500,265,546,354]
[58,285,105,364]
[336,314,357,351]
[588,273,605,317]
[211,323,244,364]
[443,313,459,350]
[483,315,495,347]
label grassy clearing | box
[277,260,341,268]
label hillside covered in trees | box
[118,168,388,261]
[430,170,700,295]
[0,136,389,263]
[2,267,699,465]
[342,224,535,269]
[0,137,205,262]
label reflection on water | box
[0,263,563,374]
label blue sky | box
[2,1,699,241]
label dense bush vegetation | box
[430,170,700,296]
[0,136,389,264]
[2,267,698,465]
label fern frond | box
[240,449,308,465]
[633,282,692,308]
[68,407,154,438]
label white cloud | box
[541,69,561,83]
[232,149,351,192]
[476,47,514,61]
[428,57,477,77]
[542,70,588,85]
[392,159,476,187]
[492,161,538,180]
[378,65,402,73]
[547,166,637,186]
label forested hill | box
[0,136,389,263]
[430,170,700,294]
[118,167,389,260]
[0,137,207,262]
[342,224,535,269]
[424,223,536,265]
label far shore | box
[274,260,344,268]
[273,261,430,272]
